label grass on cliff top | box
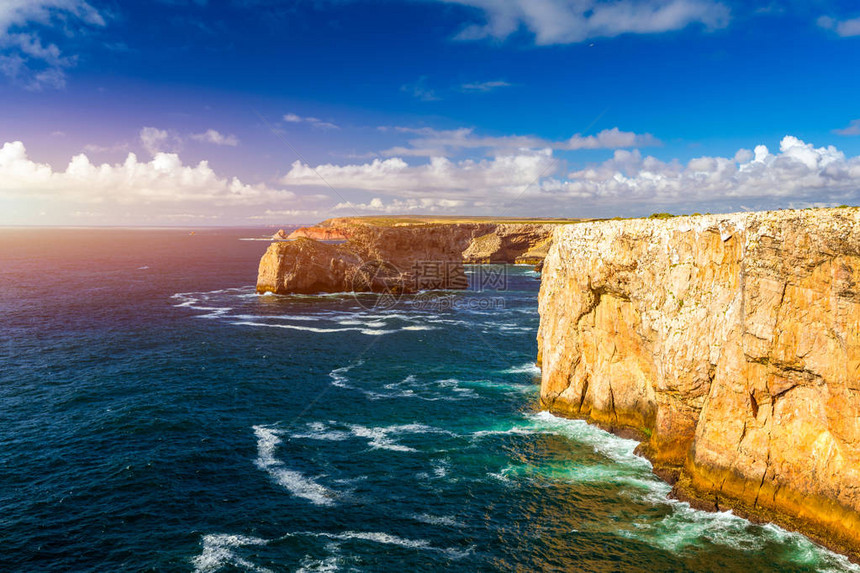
[319,215,592,227]
[309,206,860,229]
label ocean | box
[1,228,856,572]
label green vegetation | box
[648,212,676,220]
[319,215,591,227]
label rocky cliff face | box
[537,208,860,558]
[462,223,556,264]
[286,226,349,241]
[257,223,484,294]
[257,219,559,294]
[256,238,361,294]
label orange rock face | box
[537,208,860,558]
[257,219,560,295]
[286,226,350,241]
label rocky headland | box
[537,207,860,558]
[256,217,569,294]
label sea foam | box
[252,425,336,506]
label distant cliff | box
[256,217,566,294]
[537,208,860,558]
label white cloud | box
[141,126,237,155]
[281,150,557,200]
[540,136,860,206]
[400,77,440,101]
[0,0,103,36]
[140,127,173,156]
[282,113,339,129]
[0,140,324,224]
[6,135,860,225]
[191,129,239,146]
[83,142,130,154]
[560,127,661,150]
[819,15,860,37]
[460,80,512,92]
[278,135,860,216]
[444,0,730,45]
[332,197,469,214]
[380,126,659,157]
[834,119,860,136]
[0,0,105,90]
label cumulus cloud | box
[0,140,321,224]
[139,127,174,156]
[0,0,105,90]
[279,136,860,216]
[7,135,859,225]
[444,0,730,45]
[190,129,239,146]
[539,136,860,207]
[380,126,659,157]
[331,197,469,214]
[281,150,557,200]
[834,119,860,136]
[818,15,860,37]
[282,113,339,129]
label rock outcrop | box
[257,238,361,294]
[462,224,556,264]
[537,208,860,558]
[287,226,349,241]
[257,218,565,295]
[257,223,480,294]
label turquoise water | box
[1,228,856,572]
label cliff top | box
[315,216,590,228]
[554,206,859,238]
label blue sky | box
[1,0,860,225]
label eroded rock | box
[537,207,860,558]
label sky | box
[1,0,860,226]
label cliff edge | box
[257,218,569,294]
[537,207,860,558]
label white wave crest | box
[192,534,271,573]
[252,425,336,506]
[499,362,541,376]
[411,513,464,527]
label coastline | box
[540,398,860,563]
[537,207,860,565]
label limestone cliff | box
[257,223,483,294]
[256,238,361,294]
[286,226,349,241]
[461,223,556,264]
[537,207,860,558]
[257,218,564,295]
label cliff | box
[461,223,556,264]
[257,218,567,295]
[537,207,860,558]
[257,222,483,294]
[286,226,349,241]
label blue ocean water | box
[1,228,857,572]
